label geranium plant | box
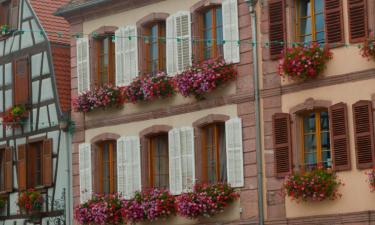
[175,58,237,100]
[73,84,126,112]
[176,183,239,219]
[2,105,29,129]
[366,168,375,192]
[283,167,343,202]
[360,32,375,60]
[278,43,333,80]
[17,189,44,214]
[125,72,176,103]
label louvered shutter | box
[115,28,126,86]
[268,0,286,59]
[13,57,30,105]
[272,113,292,177]
[17,144,26,191]
[42,139,53,186]
[353,100,375,169]
[4,147,13,192]
[76,37,90,93]
[329,103,351,171]
[123,26,139,85]
[222,0,240,63]
[79,143,92,203]
[166,15,178,75]
[169,128,183,195]
[225,118,244,187]
[10,0,19,30]
[180,127,195,191]
[117,137,126,196]
[348,0,368,43]
[324,0,344,46]
[174,11,192,73]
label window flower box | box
[360,33,375,61]
[283,168,343,202]
[278,43,333,81]
[366,168,375,192]
[175,58,237,100]
[17,189,44,214]
[2,105,29,129]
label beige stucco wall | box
[281,79,375,218]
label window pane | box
[321,132,330,150]
[216,7,222,26]
[322,149,332,167]
[304,134,316,152]
[304,113,316,133]
[315,14,325,31]
[299,0,311,17]
[102,145,110,194]
[316,32,325,43]
[152,135,169,189]
[300,17,312,36]
[320,111,329,130]
[314,0,324,13]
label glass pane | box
[304,113,316,133]
[103,145,109,194]
[299,0,311,17]
[300,17,312,36]
[320,111,329,130]
[304,134,316,152]
[316,32,325,43]
[304,152,317,166]
[216,7,222,26]
[314,0,324,13]
[315,14,325,31]
[322,150,332,167]
[204,10,213,29]
[321,132,330,150]
[205,126,217,184]
[152,135,169,189]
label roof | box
[30,0,71,45]
[55,0,110,16]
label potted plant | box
[278,43,333,80]
[366,167,375,192]
[360,32,375,61]
[0,25,9,35]
[2,105,29,129]
[17,189,44,215]
[283,167,343,202]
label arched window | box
[148,133,169,189]
[95,140,117,194]
[201,6,223,60]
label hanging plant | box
[366,168,375,192]
[175,58,237,100]
[125,72,176,103]
[278,43,333,80]
[283,167,343,202]
[176,183,239,219]
[0,25,9,35]
[360,32,375,60]
[17,189,44,214]
[2,105,29,129]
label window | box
[146,23,166,74]
[96,141,117,194]
[13,57,30,105]
[0,1,11,28]
[202,6,223,60]
[302,110,331,170]
[201,123,226,184]
[148,134,169,189]
[96,36,115,86]
[295,0,325,43]
[27,141,43,188]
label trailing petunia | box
[283,167,343,202]
[366,168,375,192]
[278,43,333,80]
[2,105,29,129]
[175,58,237,100]
[360,32,375,61]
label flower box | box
[17,189,44,214]
[278,43,333,80]
[2,105,29,129]
[360,37,375,61]
[283,168,343,202]
[366,168,375,192]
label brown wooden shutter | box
[90,37,99,88]
[17,144,26,191]
[10,0,19,30]
[42,139,53,187]
[192,11,204,63]
[13,57,30,105]
[272,113,293,177]
[324,0,344,47]
[353,100,375,169]
[268,0,286,59]
[329,103,351,171]
[139,27,148,76]
[348,0,368,43]
[4,147,13,192]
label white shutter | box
[115,28,126,86]
[222,0,240,63]
[79,143,92,203]
[76,37,90,93]
[117,137,126,196]
[168,128,183,195]
[225,118,244,187]
[118,136,141,199]
[166,15,177,76]
[123,26,139,85]
[180,127,195,192]
[174,11,192,73]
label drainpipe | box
[65,128,73,224]
[245,1,264,225]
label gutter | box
[245,1,265,225]
[54,0,110,17]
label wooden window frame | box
[147,133,169,189]
[200,6,223,60]
[300,109,331,170]
[144,22,166,75]
[95,36,115,86]
[26,141,43,189]
[96,140,117,194]
[294,0,324,43]
[200,123,225,184]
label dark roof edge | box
[54,0,110,17]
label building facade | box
[0,0,71,224]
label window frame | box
[147,133,169,189]
[95,36,115,86]
[96,140,117,194]
[144,22,166,75]
[26,141,43,189]
[200,5,223,60]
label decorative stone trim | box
[90,26,118,37]
[289,98,332,114]
[90,133,120,144]
[190,0,222,13]
[192,114,230,128]
[139,125,172,137]
[136,13,169,27]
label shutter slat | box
[115,28,125,86]
[222,0,240,63]
[324,0,344,46]
[79,143,92,203]
[17,144,26,191]
[329,103,351,171]
[42,139,53,186]
[353,100,375,169]
[169,128,183,195]
[123,26,139,85]
[272,113,292,177]
[13,57,30,105]
[76,38,90,93]
[348,0,368,43]
[268,0,286,59]
[180,127,195,191]
[175,11,192,73]
[117,137,126,196]
[10,0,19,30]
[166,15,178,75]
[4,147,13,192]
